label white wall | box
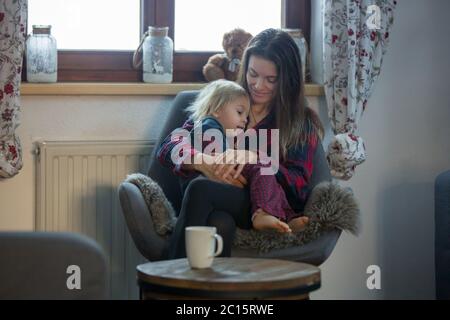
[0,96,172,230]
[310,0,450,299]
[1,0,449,300]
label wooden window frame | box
[23,0,311,82]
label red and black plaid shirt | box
[156,110,318,213]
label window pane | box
[174,0,281,51]
[28,0,140,50]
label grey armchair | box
[119,91,341,266]
[0,231,108,299]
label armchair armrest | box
[0,232,108,299]
[118,182,168,261]
[232,228,341,266]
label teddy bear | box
[202,28,253,82]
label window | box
[28,0,140,50]
[24,0,311,82]
[174,0,281,51]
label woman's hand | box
[213,149,258,180]
[192,152,248,188]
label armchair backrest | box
[147,91,331,215]
[147,91,199,214]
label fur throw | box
[233,181,360,252]
[125,173,360,253]
[126,173,177,238]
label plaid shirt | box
[157,110,318,213]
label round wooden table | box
[137,257,321,300]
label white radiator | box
[35,140,154,299]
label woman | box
[156,28,324,258]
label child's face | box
[213,96,250,134]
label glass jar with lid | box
[142,26,174,83]
[26,25,57,83]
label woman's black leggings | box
[167,176,252,259]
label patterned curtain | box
[0,0,27,178]
[323,0,396,180]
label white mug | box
[185,226,223,269]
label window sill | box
[20,82,325,97]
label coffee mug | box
[185,226,223,269]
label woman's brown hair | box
[237,28,324,160]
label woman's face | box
[246,55,278,107]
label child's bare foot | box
[252,210,292,233]
[288,216,310,233]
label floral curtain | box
[323,0,396,180]
[0,0,27,178]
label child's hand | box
[214,149,257,179]
[226,169,247,188]
[213,167,247,188]
[193,153,247,187]
[224,174,246,188]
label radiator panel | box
[35,140,154,299]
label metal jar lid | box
[32,25,52,35]
[148,26,168,37]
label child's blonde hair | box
[187,79,249,123]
